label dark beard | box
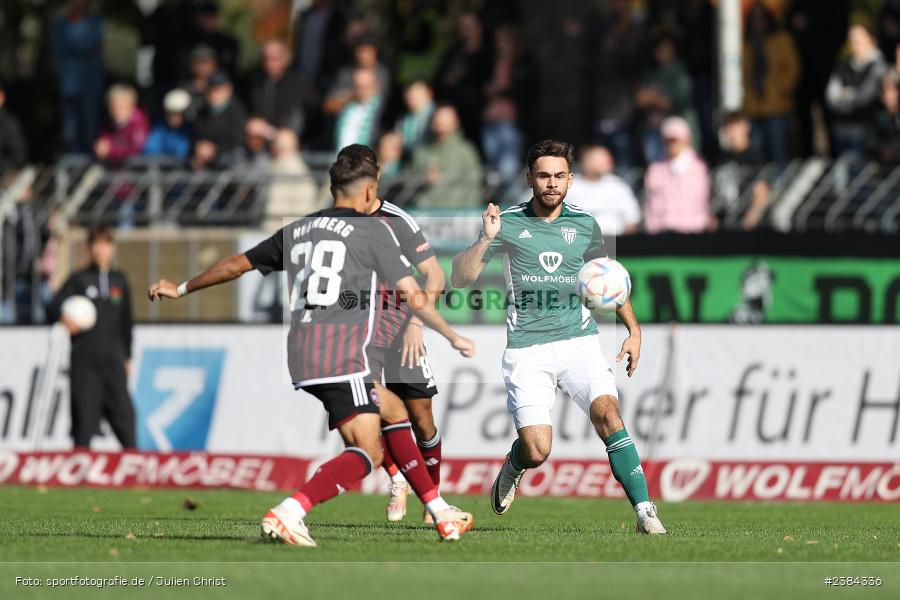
[534,190,565,211]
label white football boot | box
[434,506,474,542]
[490,455,525,515]
[635,502,667,534]
[261,504,317,547]
[386,482,409,522]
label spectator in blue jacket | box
[143,89,192,161]
[50,0,105,154]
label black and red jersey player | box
[148,145,475,546]
[366,198,448,525]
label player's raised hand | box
[400,321,426,369]
[148,279,179,302]
[616,335,641,377]
[451,334,476,358]
[481,203,501,240]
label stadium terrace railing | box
[2,154,889,230]
[36,155,900,232]
[1,155,900,324]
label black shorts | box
[368,342,439,401]
[297,377,380,429]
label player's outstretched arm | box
[148,254,254,301]
[450,203,501,288]
[401,256,446,369]
[614,297,641,377]
[395,275,476,358]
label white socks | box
[634,501,652,515]
[277,496,307,520]
[424,497,451,518]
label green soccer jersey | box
[480,199,607,349]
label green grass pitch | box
[1,486,897,599]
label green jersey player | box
[451,139,666,534]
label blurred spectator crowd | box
[2,0,900,325]
[1,0,900,228]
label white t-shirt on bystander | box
[565,174,642,237]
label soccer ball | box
[62,295,97,331]
[577,258,632,315]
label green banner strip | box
[434,256,900,324]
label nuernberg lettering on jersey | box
[293,216,356,239]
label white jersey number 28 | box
[290,240,346,310]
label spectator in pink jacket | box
[93,84,149,163]
[643,116,712,234]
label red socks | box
[290,428,443,516]
[417,432,442,486]
[292,448,373,512]
[381,435,400,478]
[381,421,439,503]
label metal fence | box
[35,155,900,232]
[2,155,900,324]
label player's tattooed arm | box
[148,254,254,301]
[450,203,501,288]
[615,298,642,377]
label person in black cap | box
[180,45,219,123]
[192,70,247,169]
[48,224,135,449]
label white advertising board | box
[1,325,898,463]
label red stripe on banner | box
[1,453,897,502]
[0,451,310,491]
[433,459,900,503]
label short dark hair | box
[722,111,749,127]
[352,33,378,49]
[330,144,379,195]
[526,139,575,172]
[87,223,114,245]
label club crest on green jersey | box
[561,227,577,244]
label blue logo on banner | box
[135,349,226,451]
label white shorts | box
[501,334,618,429]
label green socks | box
[508,430,650,508]
[509,438,526,471]
[604,428,650,507]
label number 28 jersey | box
[245,207,412,385]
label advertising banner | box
[1,324,898,502]
[1,451,896,502]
